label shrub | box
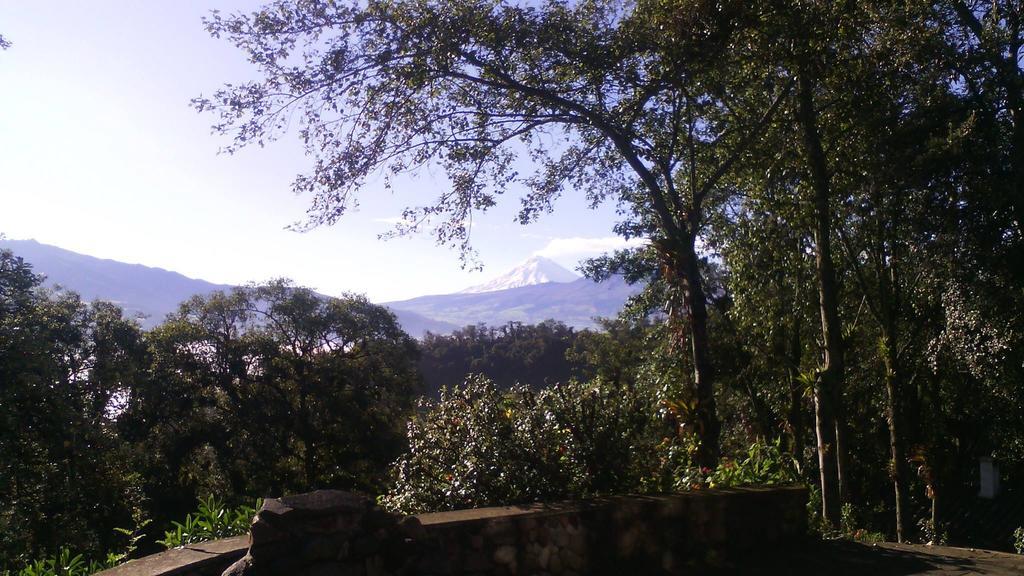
[709,438,799,488]
[536,376,665,495]
[2,520,148,576]
[380,376,571,513]
[381,375,671,513]
[157,496,259,549]
[382,375,808,516]
[1014,526,1024,554]
[918,517,949,546]
[5,548,103,576]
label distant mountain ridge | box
[386,273,640,332]
[0,239,231,328]
[0,239,639,336]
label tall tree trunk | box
[881,331,910,542]
[835,400,851,503]
[300,393,317,488]
[785,235,806,468]
[812,384,841,526]
[786,310,805,468]
[681,236,721,470]
[658,233,721,471]
[877,212,911,542]
[796,64,847,528]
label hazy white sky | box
[0,1,637,301]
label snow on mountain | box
[0,239,462,336]
[460,256,579,293]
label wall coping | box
[94,486,806,576]
[95,535,248,576]
[415,485,805,527]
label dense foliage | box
[193,0,1024,546]
[418,321,577,395]
[0,251,420,571]
[155,496,259,549]
[5,0,1024,568]
[119,280,420,527]
[382,375,666,513]
[0,249,146,568]
[382,370,803,514]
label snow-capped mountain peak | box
[460,256,580,294]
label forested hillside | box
[0,257,421,569]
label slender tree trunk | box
[881,331,910,542]
[785,235,806,468]
[876,215,912,542]
[931,370,945,541]
[796,64,847,528]
[300,393,317,488]
[812,384,841,526]
[681,236,721,470]
[786,315,804,467]
[835,400,851,503]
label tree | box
[707,176,816,469]
[0,249,145,568]
[196,0,795,469]
[120,280,420,526]
[418,320,577,395]
[934,0,1024,234]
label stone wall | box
[98,486,808,576]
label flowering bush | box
[381,375,672,513]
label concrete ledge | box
[95,535,247,576]
[414,486,805,526]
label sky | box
[0,1,641,302]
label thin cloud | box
[533,236,648,258]
[372,216,405,225]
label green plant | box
[4,546,118,576]
[16,548,88,576]
[805,483,827,537]
[838,504,885,543]
[380,376,573,513]
[1013,526,1024,554]
[840,502,857,535]
[157,496,259,549]
[918,517,949,546]
[3,516,151,576]
[382,375,668,514]
[709,438,799,488]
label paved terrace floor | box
[748,540,1024,575]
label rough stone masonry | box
[220,487,808,576]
